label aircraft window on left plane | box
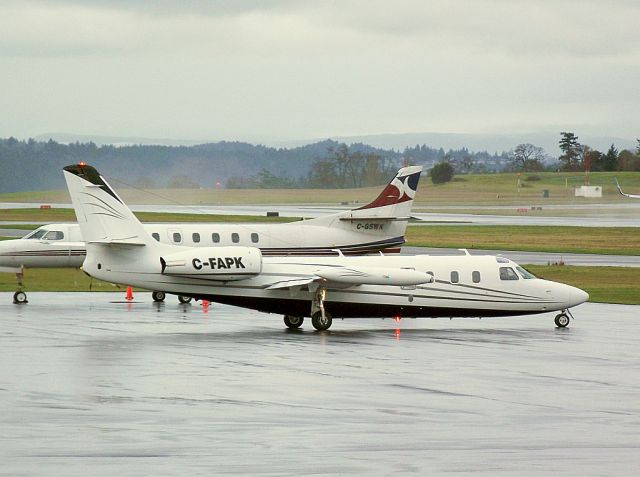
[173,232,182,243]
[499,267,519,280]
[192,233,201,243]
[152,233,160,242]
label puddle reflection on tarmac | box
[1,293,639,475]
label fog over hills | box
[36,131,637,155]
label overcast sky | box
[1,0,638,143]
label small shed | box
[574,185,602,198]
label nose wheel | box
[13,290,28,304]
[554,309,573,328]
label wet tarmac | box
[1,293,639,475]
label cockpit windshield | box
[22,229,64,240]
[516,266,536,279]
[23,228,48,239]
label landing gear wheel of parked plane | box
[13,291,27,304]
[178,295,192,304]
[283,315,304,329]
[554,313,570,328]
[152,291,166,302]
[311,311,332,331]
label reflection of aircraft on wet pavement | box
[63,163,588,330]
[615,178,640,199]
[1,165,422,304]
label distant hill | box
[326,132,638,156]
[0,138,401,193]
[35,130,637,156]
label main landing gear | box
[284,315,304,329]
[282,287,333,331]
[151,291,192,304]
[554,309,574,328]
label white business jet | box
[1,165,422,303]
[63,163,588,330]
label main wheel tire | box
[284,315,304,329]
[311,311,332,331]
[152,291,166,302]
[554,313,570,328]
[13,291,27,304]
[178,295,192,304]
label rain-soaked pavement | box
[1,293,639,476]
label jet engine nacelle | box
[160,246,262,281]
[315,266,433,286]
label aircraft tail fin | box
[63,164,153,246]
[354,165,422,218]
[298,166,422,250]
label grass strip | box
[526,265,640,305]
[406,225,640,256]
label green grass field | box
[2,171,640,206]
[406,225,640,255]
[526,265,640,305]
[1,265,638,304]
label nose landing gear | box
[13,290,28,304]
[554,309,574,328]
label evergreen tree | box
[558,132,581,171]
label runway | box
[2,293,639,475]
[2,201,640,227]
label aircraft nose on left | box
[0,239,17,267]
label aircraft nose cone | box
[0,240,16,266]
[568,286,589,307]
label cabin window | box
[212,233,220,243]
[172,232,182,243]
[499,267,519,280]
[43,230,64,240]
[472,271,481,283]
[251,233,259,243]
[192,232,200,243]
[516,266,536,279]
[152,232,160,242]
[450,271,459,283]
[231,233,240,243]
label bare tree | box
[509,144,547,172]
